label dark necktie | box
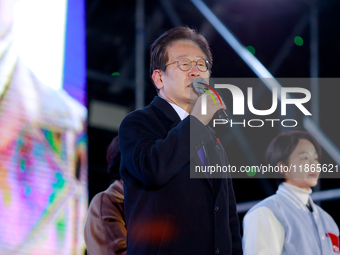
[306,200,313,212]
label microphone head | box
[193,78,209,95]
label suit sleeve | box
[242,207,284,255]
[227,178,243,255]
[119,111,212,186]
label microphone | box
[193,78,229,123]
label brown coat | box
[84,180,126,255]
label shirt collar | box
[160,97,189,121]
[282,182,312,205]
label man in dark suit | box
[119,27,243,255]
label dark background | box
[86,0,340,232]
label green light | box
[49,193,56,203]
[56,215,66,241]
[54,172,65,189]
[111,72,120,76]
[294,36,304,46]
[246,166,257,177]
[20,159,25,171]
[246,46,256,55]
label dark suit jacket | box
[119,96,242,255]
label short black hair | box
[149,26,212,93]
[265,131,322,186]
[106,136,121,180]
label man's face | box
[157,40,210,110]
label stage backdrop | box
[0,0,87,254]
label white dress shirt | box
[161,97,189,121]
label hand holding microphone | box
[191,78,229,126]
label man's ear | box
[152,70,164,91]
[277,161,285,167]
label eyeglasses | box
[165,58,210,72]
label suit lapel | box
[151,96,181,126]
[192,150,214,193]
[206,126,224,196]
[151,96,216,194]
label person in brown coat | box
[84,136,126,255]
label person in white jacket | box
[242,131,339,255]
